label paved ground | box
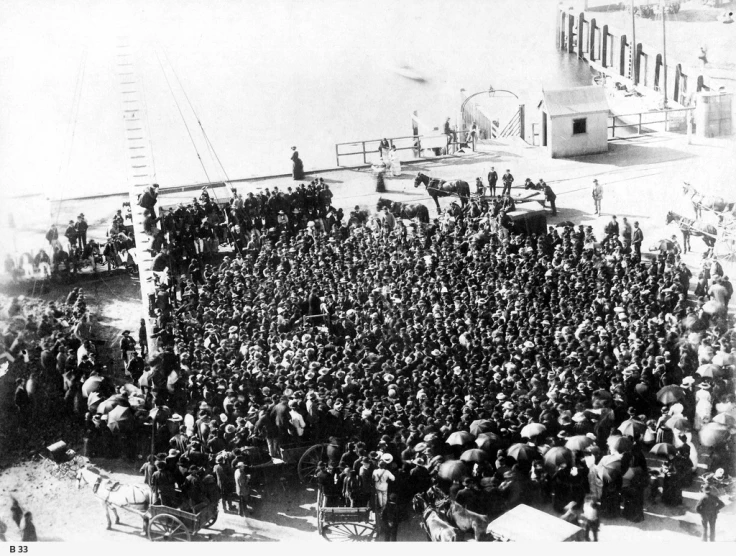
[2,130,736,542]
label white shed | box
[540,87,610,158]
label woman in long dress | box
[389,145,401,177]
[291,147,305,180]
[694,383,713,431]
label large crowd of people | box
[4,174,735,542]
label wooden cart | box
[316,490,376,542]
[146,501,218,542]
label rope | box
[154,49,211,184]
[54,47,88,227]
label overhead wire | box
[156,42,243,257]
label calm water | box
[0,0,592,200]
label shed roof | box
[542,86,609,117]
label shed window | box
[572,118,587,135]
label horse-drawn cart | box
[146,501,218,542]
[316,490,376,542]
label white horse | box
[77,465,151,531]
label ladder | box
[114,38,158,357]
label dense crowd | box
[5,179,735,542]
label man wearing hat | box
[75,213,88,249]
[501,169,514,196]
[592,179,603,215]
[120,330,136,364]
[696,484,725,541]
[234,462,252,517]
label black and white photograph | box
[0,0,735,547]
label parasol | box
[665,416,691,431]
[555,221,575,228]
[696,364,719,378]
[424,432,439,443]
[82,376,104,398]
[565,435,594,452]
[437,460,469,482]
[650,443,677,458]
[507,443,540,463]
[618,419,646,437]
[460,449,489,463]
[699,423,730,447]
[87,391,103,412]
[596,454,623,482]
[107,405,134,433]
[702,300,724,316]
[607,435,633,452]
[542,447,573,473]
[651,239,675,252]
[520,423,547,439]
[713,352,736,367]
[656,385,685,404]
[446,431,475,446]
[96,398,120,415]
[476,432,504,454]
[469,419,495,437]
[713,413,736,428]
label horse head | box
[666,211,675,225]
[376,198,389,212]
[414,173,426,188]
[412,493,427,513]
[77,465,102,490]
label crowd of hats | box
[146,199,736,473]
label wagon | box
[146,501,219,542]
[316,489,376,542]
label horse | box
[666,211,717,253]
[414,173,471,212]
[683,183,736,219]
[77,465,151,531]
[436,498,490,542]
[412,493,460,542]
[376,198,430,223]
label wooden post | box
[578,13,585,59]
[662,4,668,107]
[589,19,597,61]
[674,64,682,105]
[519,105,526,141]
[620,34,627,77]
[602,25,608,67]
[696,75,705,92]
[568,13,575,54]
[631,0,637,84]
[558,10,564,50]
[635,44,643,84]
[655,53,662,90]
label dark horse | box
[376,198,430,223]
[666,211,717,253]
[414,173,470,212]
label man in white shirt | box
[289,400,306,437]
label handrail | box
[334,133,448,166]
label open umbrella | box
[87,391,102,412]
[446,431,475,446]
[476,432,504,453]
[652,239,675,252]
[713,352,736,367]
[437,460,469,482]
[96,398,120,415]
[713,413,736,428]
[469,419,495,437]
[666,416,691,431]
[555,221,575,228]
[507,443,540,463]
[697,364,719,378]
[597,454,623,482]
[565,435,594,452]
[656,385,685,404]
[107,405,134,433]
[520,423,547,439]
[592,389,613,401]
[650,443,677,458]
[618,419,646,437]
[460,449,488,463]
[699,423,730,447]
[424,432,439,443]
[82,375,104,398]
[543,447,573,473]
[607,435,633,452]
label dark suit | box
[487,171,498,196]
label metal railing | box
[608,106,693,138]
[334,134,448,167]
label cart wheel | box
[298,444,326,484]
[203,507,218,529]
[322,522,376,542]
[147,514,191,542]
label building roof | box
[542,86,610,117]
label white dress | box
[389,151,401,177]
[694,389,712,431]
